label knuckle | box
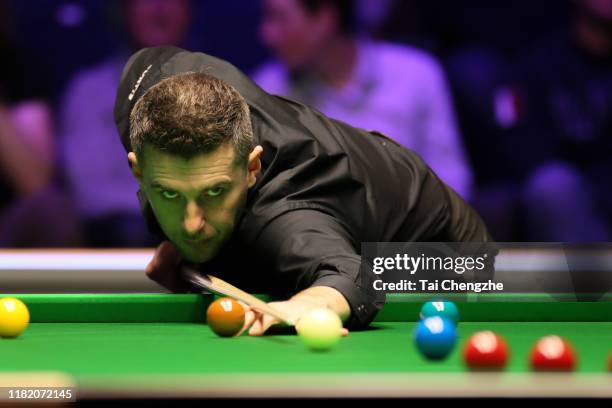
[144,262,157,277]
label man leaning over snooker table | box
[113,46,493,336]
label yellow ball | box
[0,297,30,338]
[296,308,342,351]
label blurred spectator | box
[440,2,570,241]
[0,0,80,247]
[252,0,473,200]
[446,47,522,241]
[448,0,612,242]
[59,0,191,247]
[372,1,570,58]
[515,0,612,242]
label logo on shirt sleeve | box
[128,64,153,101]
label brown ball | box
[206,297,245,337]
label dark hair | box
[129,72,253,164]
[298,0,355,33]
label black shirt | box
[114,47,493,328]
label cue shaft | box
[182,267,295,326]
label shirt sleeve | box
[257,208,384,329]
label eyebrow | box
[150,179,232,191]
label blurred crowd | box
[0,0,611,247]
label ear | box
[128,152,143,183]
[246,145,263,188]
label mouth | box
[184,236,213,245]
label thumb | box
[156,241,182,269]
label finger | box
[145,241,179,281]
[145,241,191,292]
[156,241,182,270]
[154,268,191,293]
[248,315,264,336]
[249,313,280,336]
[144,247,160,278]
[236,308,258,337]
[260,313,280,334]
[250,305,291,327]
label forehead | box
[142,144,238,180]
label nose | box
[183,200,205,237]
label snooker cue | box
[182,266,296,326]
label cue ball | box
[296,308,342,351]
[529,335,577,371]
[0,297,30,338]
[206,298,245,337]
[414,316,457,360]
[420,300,459,325]
[463,331,509,369]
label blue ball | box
[414,316,457,360]
[419,301,459,325]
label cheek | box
[208,189,246,228]
[148,197,183,235]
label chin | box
[182,250,212,264]
[180,244,220,264]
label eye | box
[161,190,179,200]
[206,187,224,197]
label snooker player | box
[113,46,493,336]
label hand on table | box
[146,241,351,337]
[238,299,349,337]
[145,241,194,293]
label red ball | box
[608,352,612,371]
[529,336,576,371]
[206,297,245,337]
[463,331,509,370]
